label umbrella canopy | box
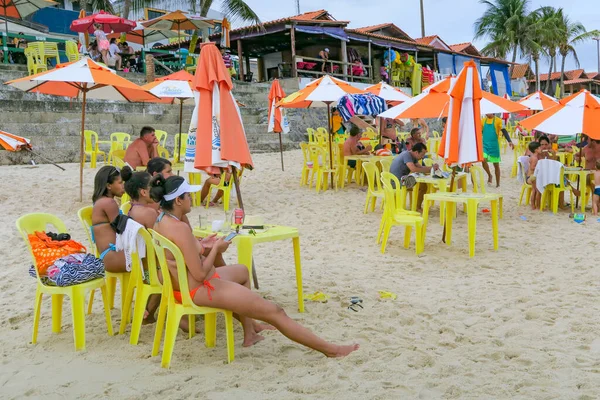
[70,10,136,34]
[107,21,179,46]
[438,60,483,165]
[378,76,526,119]
[185,42,252,175]
[518,91,558,111]
[365,81,411,103]
[0,130,30,151]
[277,75,365,108]
[0,0,56,37]
[519,89,600,138]
[5,58,157,200]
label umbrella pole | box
[232,165,259,289]
[79,88,87,202]
[178,99,183,162]
[278,133,284,171]
[441,166,456,243]
[576,139,582,209]
[327,102,334,189]
[26,149,65,171]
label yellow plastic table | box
[411,172,468,213]
[556,151,574,166]
[422,192,500,258]
[565,168,593,212]
[193,225,304,312]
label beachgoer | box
[150,175,359,356]
[147,157,174,178]
[108,38,122,70]
[318,48,330,73]
[481,113,514,187]
[593,160,600,216]
[405,127,426,151]
[410,118,429,138]
[381,118,398,142]
[91,166,128,273]
[526,141,542,210]
[538,135,558,161]
[331,107,345,135]
[390,143,438,210]
[343,125,372,169]
[200,170,232,207]
[93,23,109,64]
[124,126,159,169]
[88,42,102,62]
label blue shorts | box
[594,187,600,197]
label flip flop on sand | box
[304,291,329,303]
[378,290,397,300]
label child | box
[527,141,542,210]
[93,23,109,64]
[593,160,600,216]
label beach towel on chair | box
[28,231,86,274]
[29,253,104,286]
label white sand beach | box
[2,150,600,399]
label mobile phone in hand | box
[224,232,238,242]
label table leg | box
[292,237,305,313]
[438,183,445,226]
[467,200,478,257]
[341,162,347,189]
[580,177,587,212]
[236,241,254,286]
[422,199,431,243]
[491,199,499,251]
[444,200,453,245]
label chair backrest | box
[65,40,79,61]
[120,201,131,215]
[299,142,310,163]
[517,160,529,184]
[77,206,98,257]
[316,127,328,136]
[83,130,98,152]
[362,162,381,193]
[112,150,126,167]
[174,133,188,161]
[381,171,411,212]
[422,158,433,167]
[363,128,377,140]
[131,228,160,286]
[149,229,194,307]
[308,144,325,171]
[16,213,68,282]
[43,42,59,56]
[470,165,487,193]
[110,132,131,152]
[154,130,168,147]
[379,158,392,173]
[432,130,440,138]
[380,172,399,216]
[306,128,316,143]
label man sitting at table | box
[538,135,558,161]
[108,38,122,70]
[343,125,372,169]
[124,126,159,169]
[390,143,438,210]
[405,128,426,151]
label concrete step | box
[0,64,28,72]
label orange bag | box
[28,231,87,275]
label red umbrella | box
[70,10,136,34]
[267,79,288,171]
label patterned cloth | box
[29,253,104,286]
[337,93,387,122]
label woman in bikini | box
[91,166,128,272]
[150,174,359,356]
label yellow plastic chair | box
[511,142,521,178]
[41,42,60,65]
[65,40,80,62]
[83,130,106,168]
[154,130,168,148]
[316,127,328,136]
[308,144,337,193]
[379,172,425,254]
[109,132,131,165]
[118,228,165,347]
[78,206,130,319]
[15,213,113,351]
[120,201,131,215]
[157,145,170,159]
[149,229,234,367]
[432,130,440,138]
[299,142,315,187]
[362,162,384,213]
[24,46,47,75]
[306,128,317,143]
[517,161,532,206]
[174,133,188,163]
[540,166,574,214]
[111,150,126,168]
[377,172,420,243]
[204,168,243,211]
[470,165,487,193]
[379,158,393,174]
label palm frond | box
[219,0,261,26]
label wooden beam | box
[290,26,297,78]
[237,40,245,80]
[341,39,348,80]
[368,41,372,81]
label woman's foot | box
[179,317,202,334]
[243,332,265,347]
[324,343,360,358]
[142,310,156,325]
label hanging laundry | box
[337,93,387,122]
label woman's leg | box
[101,50,108,64]
[103,250,127,273]
[200,177,220,204]
[194,279,359,357]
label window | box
[145,7,167,20]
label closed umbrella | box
[5,58,157,200]
[0,0,56,39]
[267,79,289,171]
[0,130,64,170]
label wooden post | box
[257,57,264,81]
[290,26,297,78]
[245,56,251,81]
[368,41,372,81]
[433,51,437,71]
[341,39,348,80]
[237,39,244,81]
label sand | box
[1,149,600,399]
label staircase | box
[0,64,327,165]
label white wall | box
[262,52,283,79]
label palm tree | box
[474,0,531,64]
[555,8,600,96]
[72,0,115,15]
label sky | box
[216,0,600,73]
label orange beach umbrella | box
[0,0,56,38]
[142,10,213,52]
[518,90,558,111]
[267,79,289,171]
[0,130,30,151]
[5,58,158,200]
